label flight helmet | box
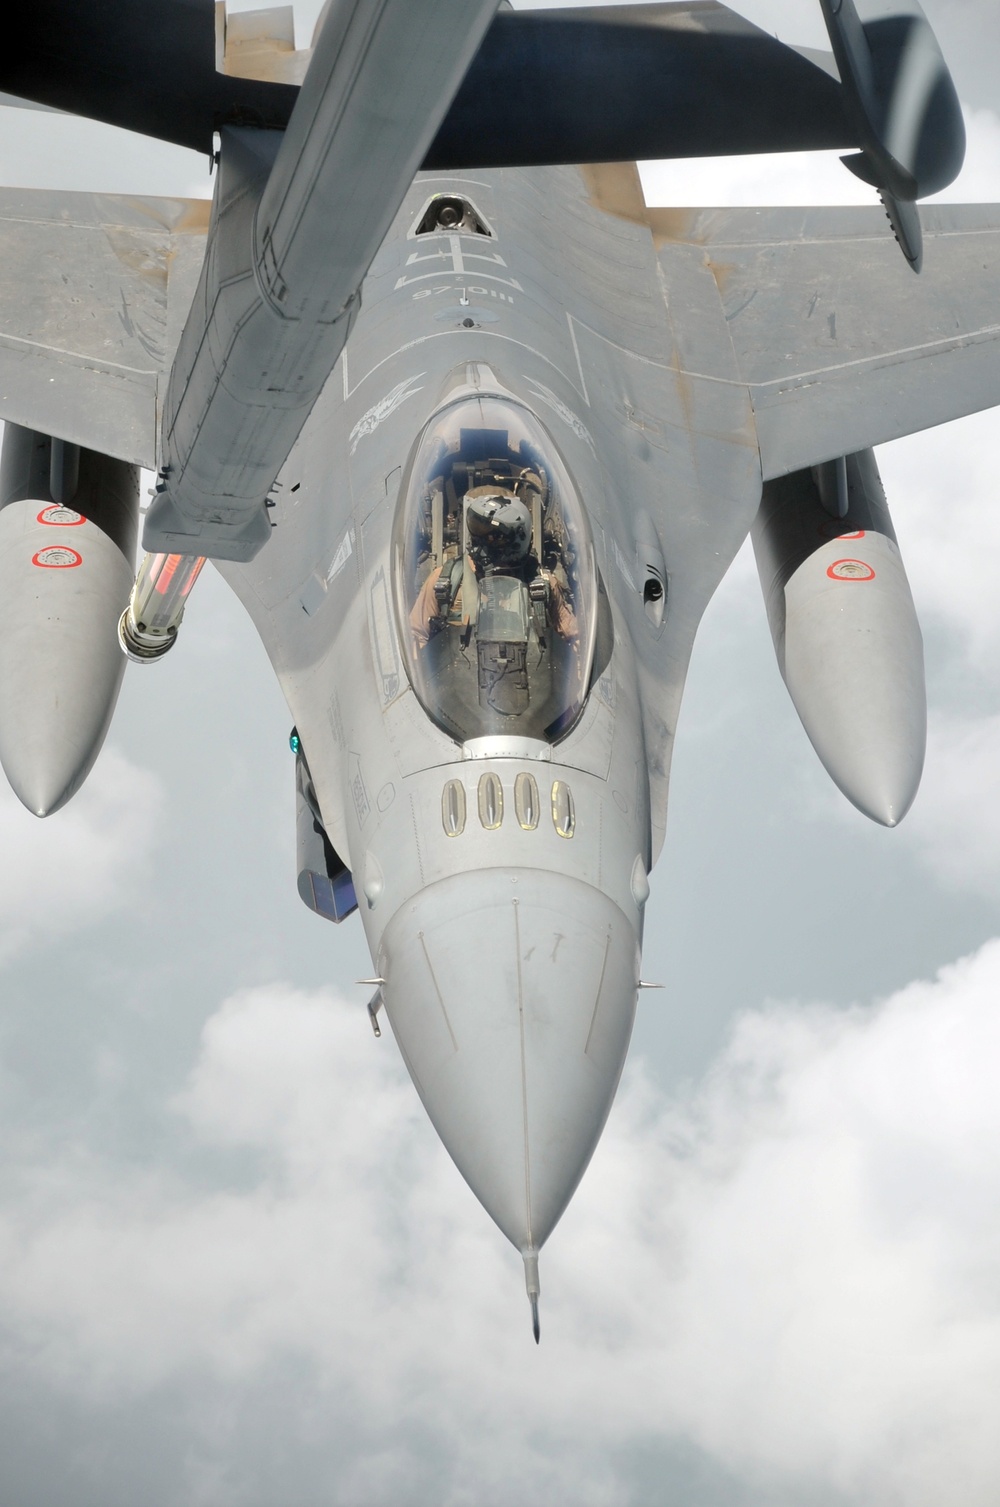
[466,494,532,563]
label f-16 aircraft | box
[1,0,997,1340]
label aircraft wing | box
[426,4,849,168]
[0,190,208,467]
[649,204,1000,478]
[2,0,849,163]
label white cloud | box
[901,711,1000,896]
[936,108,1000,202]
[880,408,1000,666]
[872,412,1000,897]
[634,953,1000,1502]
[0,746,162,958]
[0,103,211,198]
[4,955,1000,1503]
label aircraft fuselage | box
[220,161,764,1287]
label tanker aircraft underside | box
[1,0,998,1338]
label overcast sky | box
[2,2,1000,1503]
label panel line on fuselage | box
[513,898,534,1250]
[417,931,458,1054]
[340,329,585,403]
[645,321,1000,393]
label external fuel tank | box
[752,448,925,826]
[0,424,139,815]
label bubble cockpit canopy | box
[394,393,597,744]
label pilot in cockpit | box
[409,484,578,650]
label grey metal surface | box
[4,194,1000,525]
[146,0,500,560]
[220,162,761,868]
[752,452,925,827]
[379,868,639,1252]
[0,428,139,816]
[214,161,762,1267]
[649,204,1000,478]
[0,190,208,467]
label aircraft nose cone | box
[0,502,133,816]
[379,869,640,1251]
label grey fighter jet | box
[1,0,999,1338]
